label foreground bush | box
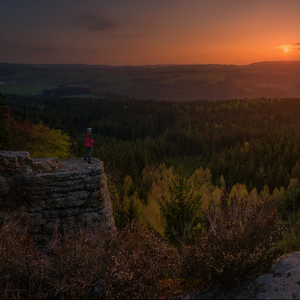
[0,210,49,299]
[49,223,178,299]
[0,211,177,299]
[0,197,284,298]
[184,189,283,289]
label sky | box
[1,0,300,66]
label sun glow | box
[277,44,295,54]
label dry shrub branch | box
[105,223,178,299]
[0,211,177,299]
[0,209,50,299]
[184,189,283,289]
[0,193,284,298]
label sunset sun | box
[277,44,297,55]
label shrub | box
[184,189,283,289]
[105,223,178,299]
[0,209,178,299]
[47,222,178,299]
[0,209,49,299]
[46,224,117,300]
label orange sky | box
[1,0,300,65]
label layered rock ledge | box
[0,151,115,243]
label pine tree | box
[127,199,140,222]
[158,167,202,245]
[114,199,128,228]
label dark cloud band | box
[71,14,119,31]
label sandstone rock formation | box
[0,151,115,244]
[256,252,300,299]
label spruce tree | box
[127,199,140,222]
[159,168,202,245]
[0,93,10,150]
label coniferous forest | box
[5,96,300,183]
[4,94,300,226]
[2,93,300,298]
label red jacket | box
[84,132,94,147]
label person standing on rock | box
[84,128,94,164]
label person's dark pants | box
[84,147,93,163]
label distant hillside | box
[1,61,300,100]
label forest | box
[1,93,300,298]
[2,94,300,229]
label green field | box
[95,76,131,88]
[63,94,104,98]
[0,84,57,95]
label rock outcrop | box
[256,252,300,299]
[0,151,115,244]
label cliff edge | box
[0,151,115,243]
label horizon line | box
[1,60,300,68]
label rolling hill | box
[1,61,300,101]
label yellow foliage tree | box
[27,123,72,158]
[230,183,249,202]
[8,117,72,159]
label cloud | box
[0,39,57,54]
[0,39,57,52]
[71,14,120,31]
[0,38,70,63]
[276,44,300,52]
[293,43,300,51]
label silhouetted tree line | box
[42,87,91,97]
[42,86,139,99]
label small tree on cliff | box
[159,168,202,246]
[8,117,72,159]
[0,92,10,150]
